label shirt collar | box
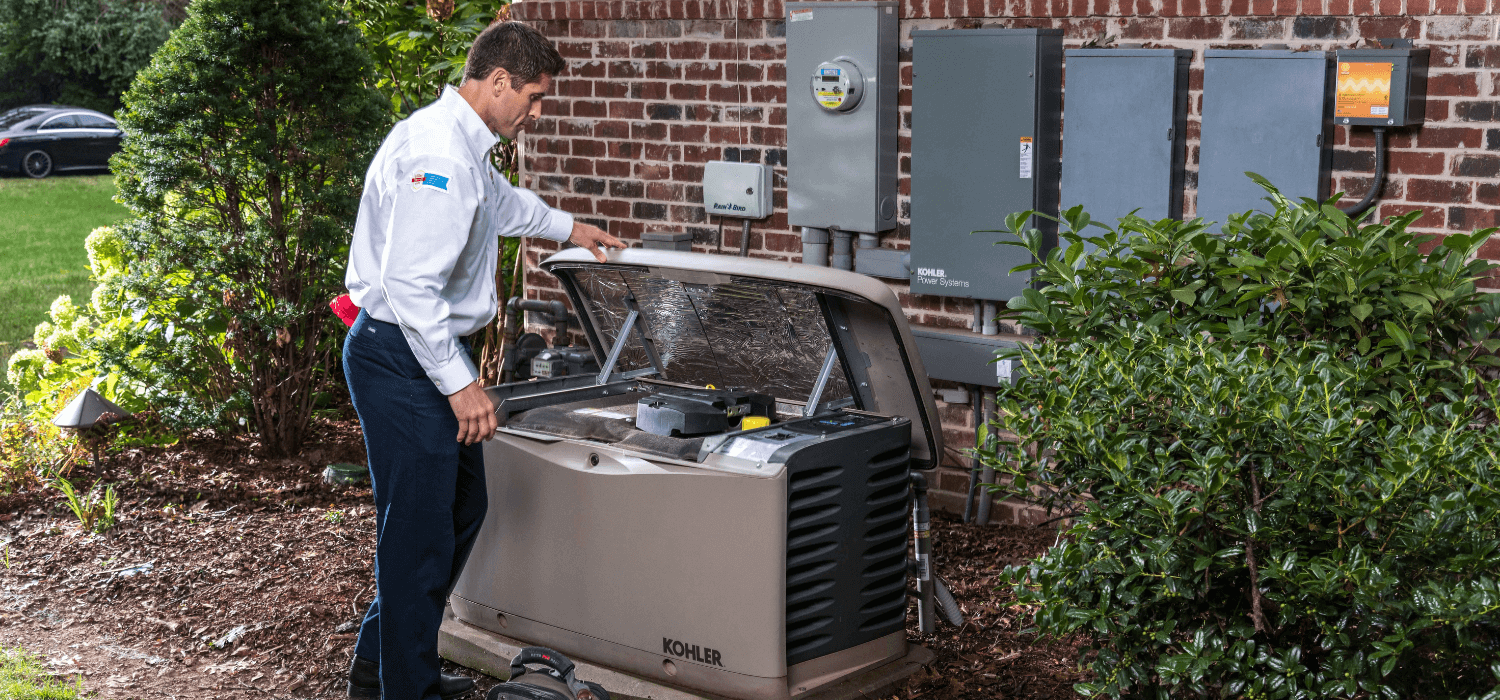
[440,85,501,157]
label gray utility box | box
[1196,50,1331,230]
[910,327,1022,387]
[908,29,1062,302]
[1060,49,1191,226]
[786,1,899,234]
[1332,47,1430,128]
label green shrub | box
[340,0,511,120]
[998,175,1500,397]
[989,333,1500,698]
[111,0,386,456]
[986,181,1500,698]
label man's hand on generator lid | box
[449,381,498,445]
[569,222,626,262]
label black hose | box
[910,472,936,635]
[1338,127,1387,220]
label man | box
[341,22,624,700]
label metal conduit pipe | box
[857,232,878,249]
[829,227,854,271]
[971,301,982,333]
[800,227,830,267]
[975,387,997,526]
[981,300,999,336]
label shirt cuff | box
[429,352,480,395]
[541,208,574,243]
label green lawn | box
[0,174,128,390]
[0,647,86,699]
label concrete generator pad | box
[438,607,934,700]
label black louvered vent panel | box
[784,420,911,667]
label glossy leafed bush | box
[986,182,1500,698]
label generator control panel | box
[1333,45,1429,127]
[812,60,864,111]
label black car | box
[0,105,122,178]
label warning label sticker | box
[789,8,814,21]
[1335,61,1394,119]
[1019,137,1034,179]
[815,87,844,109]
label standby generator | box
[449,249,943,700]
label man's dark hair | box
[463,22,567,88]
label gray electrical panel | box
[786,1,898,234]
[1197,50,1331,229]
[1060,48,1190,226]
[908,29,1062,302]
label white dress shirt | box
[346,86,574,395]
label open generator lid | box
[541,248,943,468]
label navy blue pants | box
[344,311,488,700]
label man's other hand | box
[569,222,626,262]
[448,381,498,445]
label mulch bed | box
[0,413,1083,699]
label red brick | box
[555,78,594,97]
[750,84,787,103]
[631,122,669,140]
[595,159,632,177]
[524,155,559,173]
[558,118,594,136]
[573,100,608,117]
[632,41,669,59]
[570,20,608,38]
[1379,203,1446,228]
[1419,126,1483,148]
[597,41,632,58]
[572,139,607,157]
[1425,99,1450,122]
[670,123,710,142]
[573,60,607,78]
[559,196,594,213]
[669,40,708,59]
[1272,0,1296,15]
[1462,0,1490,11]
[532,137,569,155]
[1478,183,1500,206]
[1406,178,1472,204]
[596,199,632,218]
[628,81,668,99]
[669,83,708,100]
[708,41,739,61]
[1356,16,1418,39]
[1121,17,1165,38]
[647,182,687,201]
[597,119,630,138]
[1480,232,1500,255]
[645,61,682,79]
[595,80,629,98]
[708,84,746,102]
[641,143,682,161]
[557,41,594,58]
[1425,17,1493,42]
[635,163,672,180]
[672,163,706,181]
[683,61,722,80]
[1448,207,1500,230]
[1388,151,1445,175]
[561,158,594,175]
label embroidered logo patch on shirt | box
[410,170,451,193]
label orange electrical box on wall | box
[1333,44,1429,127]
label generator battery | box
[530,347,599,379]
[636,388,775,437]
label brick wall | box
[511,0,1500,522]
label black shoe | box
[349,656,476,699]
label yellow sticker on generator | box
[1335,61,1394,119]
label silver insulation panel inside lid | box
[541,249,942,468]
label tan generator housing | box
[450,249,942,700]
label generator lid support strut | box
[803,345,840,418]
[595,294,665,385]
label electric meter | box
[811,60,864,112]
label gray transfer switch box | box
[1196,50,1331,229]
[786,1,898,234]
[908,29,1062,302]
[1061,48,1191,226]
